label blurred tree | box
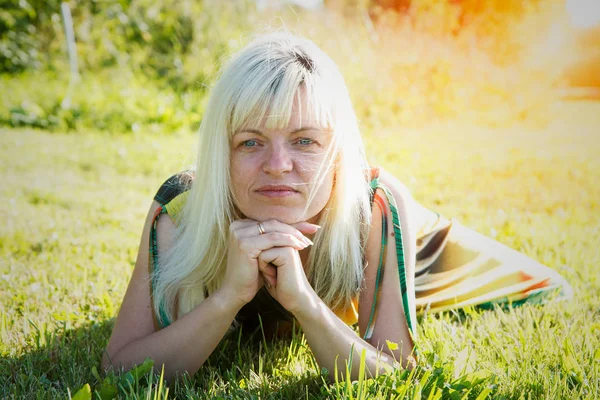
[0,0,62,72]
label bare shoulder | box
[363,168,416,258]
[358,169,417,363]
[102,200,176,369]
[378,168,443,237]
[377,169,415,209]
[359,169,415,330]
[377,169,439,236]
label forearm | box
[293,294,399,382]
[104,288,241,382]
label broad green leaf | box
[118,358,155,391]
[91,366,102,383]
[98,381,118,400]
[129,358,155,381]
[71,384,91,400]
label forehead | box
[236,86,333,134]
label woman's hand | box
[222,219,318,308]
[256,222,319,315]
[259,246,315,315]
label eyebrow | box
[234,126,325,136]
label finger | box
[257,247,294,269]
[231,219,320,236]
[290,221,321,235]
[238,232,309,258]
[259,264,277,286]
[229,219,260,233]
[259,263,277,286]
[236,221,314,245]
[233,223,267,240]
[265,219,320,237]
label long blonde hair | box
[152,32,372,326]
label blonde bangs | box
[228,56,335,136]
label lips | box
[256,185,299,198]
[256,185,298,192]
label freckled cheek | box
[231,177,245,202]
[295,155,324,175]
[231,157,260,200]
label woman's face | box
[230,100,335,224]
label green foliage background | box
[0,0,575,134]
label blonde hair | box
[152,32,372,326]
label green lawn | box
[1,101,598,399]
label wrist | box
[211,286,246,315]
[288,288,322,322]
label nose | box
[262,141,293,176]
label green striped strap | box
[363,180,417,343]
[149,206,171,329]
[378,184,415,337]
[363,194,387,340]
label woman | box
[102,33,571,382]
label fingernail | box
[304,237,314,246]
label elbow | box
[101,342,128,373]
[100,339,136,373]
[101,349,117,372]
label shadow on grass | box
[0,318,327,399]
[181,320,329,399]
[0,319,113,398]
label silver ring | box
[257,222,266,235]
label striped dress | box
[147,168,572,340]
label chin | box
[248,207,310,225]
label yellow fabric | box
[164,191,189,225]
[332,297,359,326]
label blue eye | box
[298,138,314,145]
[243,140,258,147]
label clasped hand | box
[223,219,320,314]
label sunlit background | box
[1,0,599,134]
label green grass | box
[1,101,599,399]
